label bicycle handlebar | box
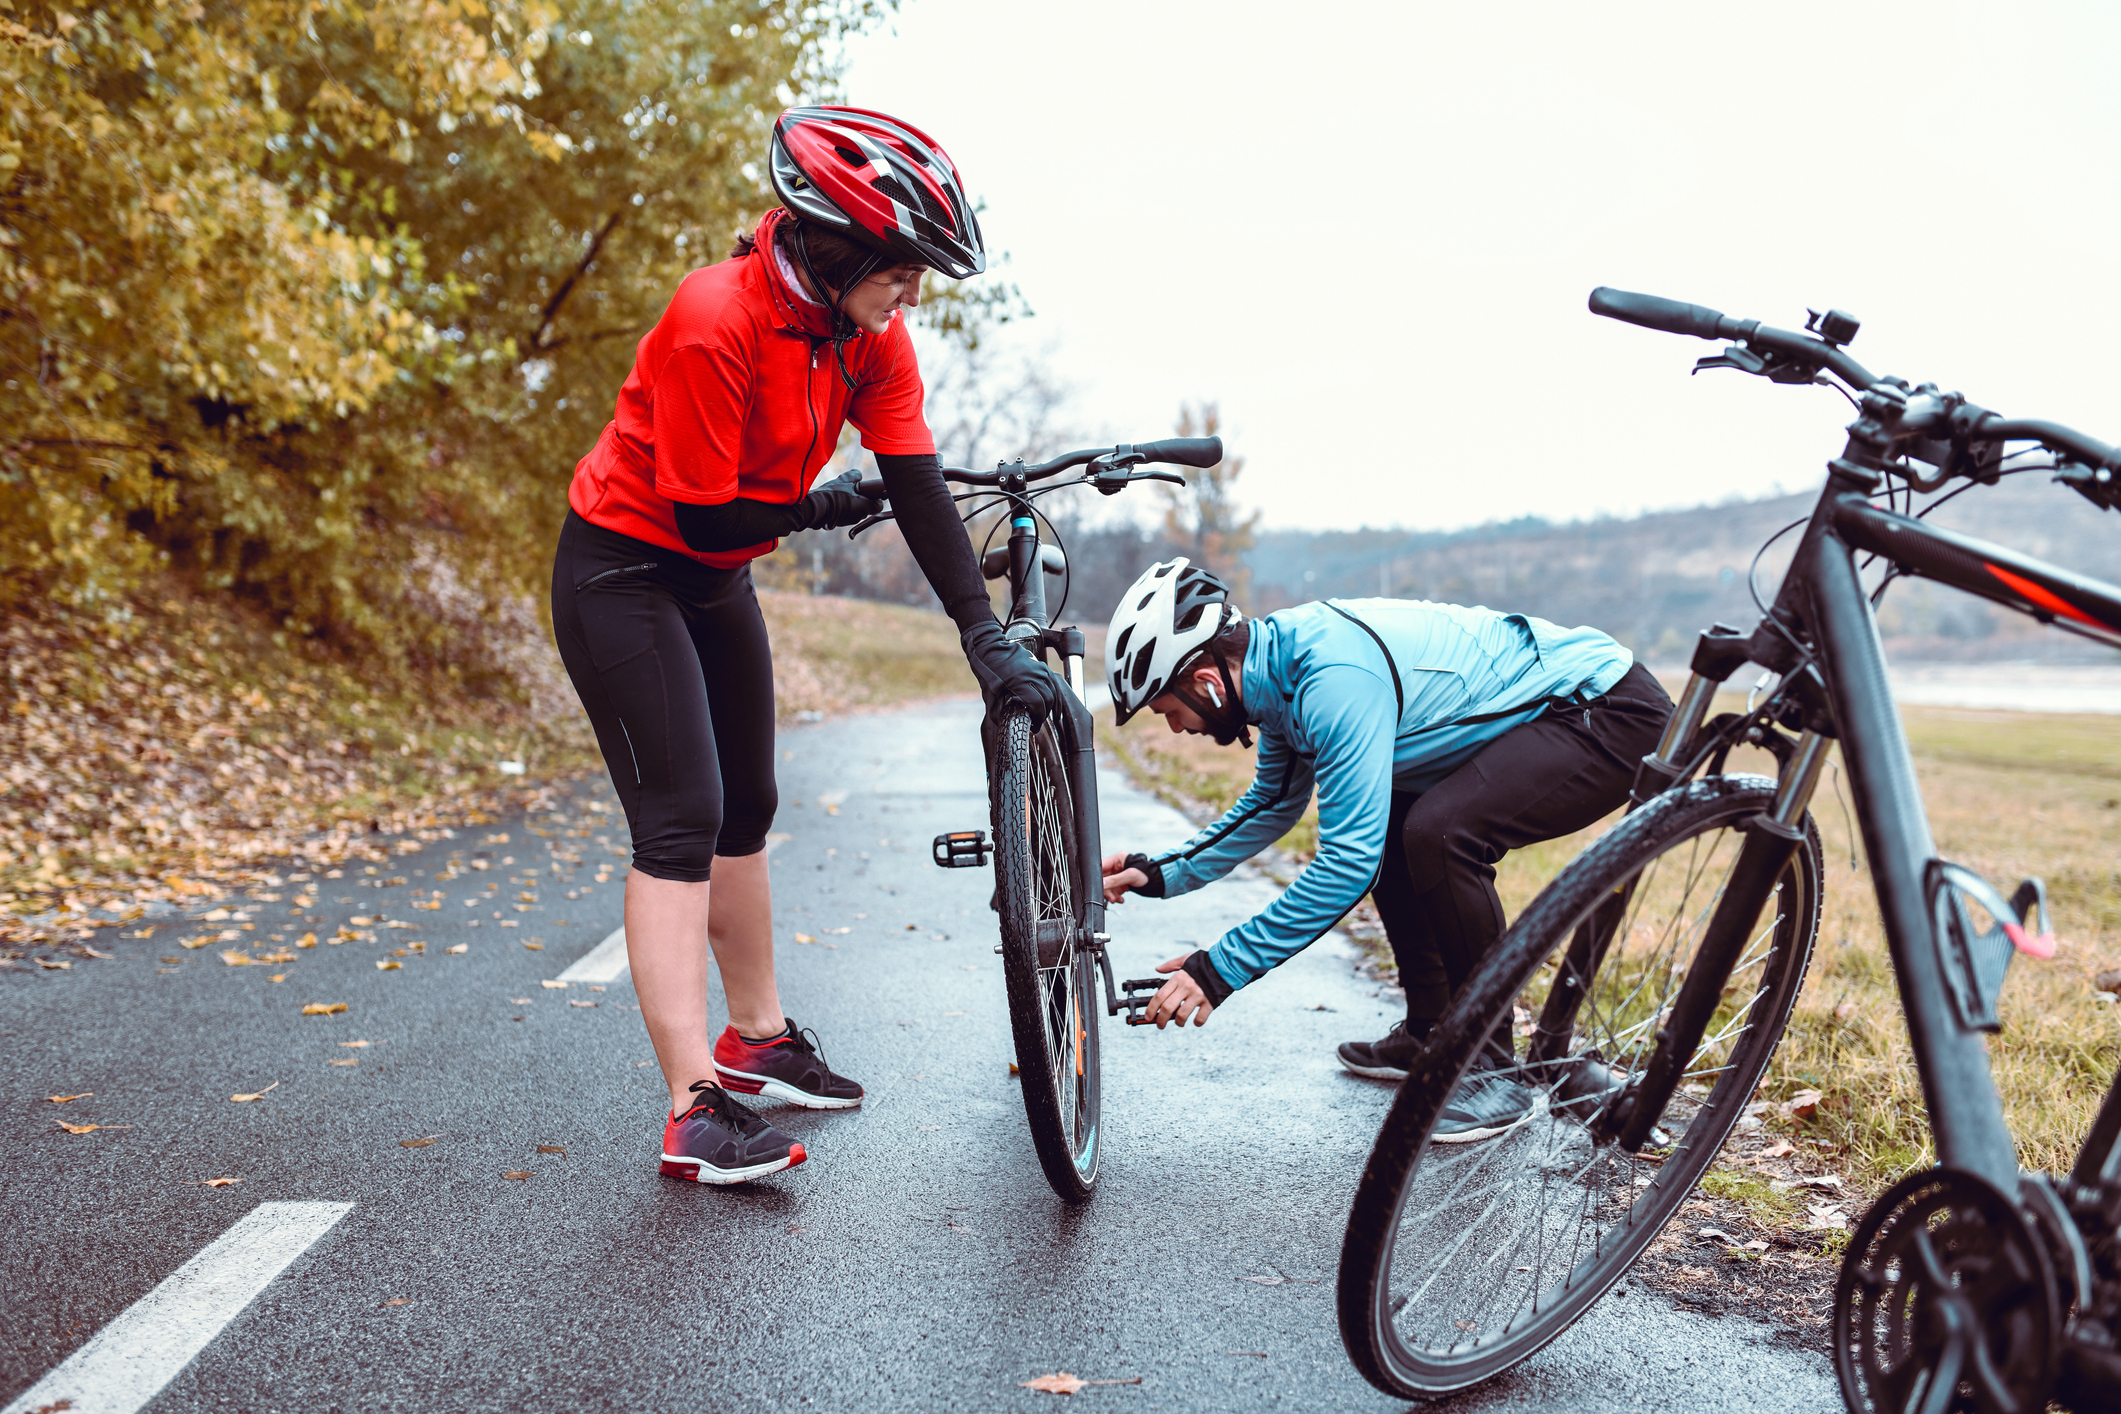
[1589,286,2121,480]
[853,436,1224,502]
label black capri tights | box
[549,511,777,882]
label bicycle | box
[848,436,1221,1201]
[1337,286,2121,1412]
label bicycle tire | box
[1338,774,1822,1397]
[990,707,1102,1201]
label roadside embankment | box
[1,586,969,959]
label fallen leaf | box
[339,1040,371,1048]
[375,960,401,971]
[1237,1275,1286,1286]
[536,1144,565,1154]
[297,933,318,948]
[197,1177,242,1187]
[220,950,253,966]
[79,945,112,959]
[1008,1061,1020,1075]
[181,936,212,949]
[502,1170,533,1180]
[1744,1239,1770,1252]
[328,1059,359,1067]
[1783,1088,1824,1121]
[445,944,468,955]
[202,909,231,921]
[38,958,72,970]
[588,985,605,992]
[56,1120,101,1134]
[47,1093,92,1103]
[302,1002,349,1015]
[509,998,533,1004]
[1021,1374,1087,1396]
[794,932,816,944]
[523,942,542,950]
[1697,1227,1740,1244]
[569,1000,597,1008]
[1799,1174,1845,1190]
[230,1081,280,1103]
[541,980,569,990]
[825,927,851,935]
[268,974,287,983]
[258,950,296,963]
[349,916,375,926]
[1757,1140,1796,1160]
[382,1297,412,1307]
[400,1136,438,1148]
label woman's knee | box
[629,793,724,881]
[713,783,779,858]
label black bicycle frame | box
[1630,387,2121,1189]
[994,501,1109,967]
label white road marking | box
[557,926,629,984]
[553,834,791,985]
[3,1201,352,1414]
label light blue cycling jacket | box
[1149,598,1634,995]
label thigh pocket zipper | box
[578,561,659,591]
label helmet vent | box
[1112,625,1132,660]
[1130,641,1156,690]
[833,144,867,166]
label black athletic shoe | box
[714,1018,864,1109]
[1432,1069,1535,1144]
[1337,1020,1428,1080]
[659,1082,806,1184]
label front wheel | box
[1338,774,1822,1397]
[990,708,1102,1201]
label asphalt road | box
[1,697,1841,1413]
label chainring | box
[1834,1167,2063,1414]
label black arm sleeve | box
[875,452,991,630]
[671,497,810,554]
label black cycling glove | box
[1181,949,1234,1007]
[1122,852,1167,898]
[800,469,882,530]
[960,618,1065,728]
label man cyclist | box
[1099,559,1672,1142]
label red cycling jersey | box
[567,208,936,568]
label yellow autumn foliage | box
[0,0,879,661]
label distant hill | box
[1246,477,2121,665]
[788,474,2121,666]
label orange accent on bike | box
[1988,564,2105,629]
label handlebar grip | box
[856,477,886,500]
[1588,286,1737,341]
[1134,436,1222,468]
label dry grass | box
[1100,693,2121,1195]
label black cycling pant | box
[549,511,776,882]
[1368,661,1673,1068]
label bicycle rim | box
[992,709,1101,1200]
[1340,775,1821,1396]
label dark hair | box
[728,219,892,299]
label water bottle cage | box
[1928,859,2055,1032]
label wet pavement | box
[0,697,1838,1412]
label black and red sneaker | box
[659,1082,806,1185]
[713,1017,864,1110]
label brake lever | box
[847,511,896,539]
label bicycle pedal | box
[931,830,992,869]
[1118,976,1164,1026]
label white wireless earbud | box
[1204,680,1224,709]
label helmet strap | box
[788,221,883,393]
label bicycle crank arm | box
[1095,949,1166,1024]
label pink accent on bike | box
[2003,921,2057,960]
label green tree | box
[0,0,883,663]
[1158,402,1259,601]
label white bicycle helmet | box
[1106,558,1242,724]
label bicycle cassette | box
[1928,861,2054,1032]
[1834,1167,2062,1414]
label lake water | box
[1887,663,2121,715]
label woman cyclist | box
[550,107,1062,1185]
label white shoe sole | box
[658,1144,805,1185]
[1429,1111,1535,1145]
[1338,1056,1409,1081]
[716,1067,863,1110]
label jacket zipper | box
[800,341,823,491]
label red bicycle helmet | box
[770,106,986,280]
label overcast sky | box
[838,1,2121,533]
